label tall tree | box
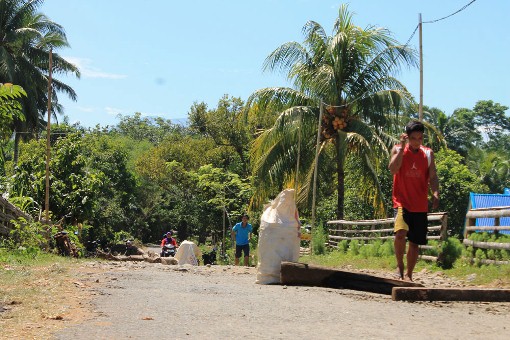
[247,5,418,218]
[188,95,250,175]
[0,0,80,162]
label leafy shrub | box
[113,230,135,244]
[338,240,349,253]
[437,237,463,269]
[474,248,487,267]
[349,240,360,256]
[312,225,327,255]
[2,217,47,254]
[379,240,394,256]
[359,240,382,258]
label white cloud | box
[105,106,124,116]
[64,57,127,79]
[76,106,95,113]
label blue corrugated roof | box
[470,191,510,234]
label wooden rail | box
[0,196,31,236]
[327,212,448,261]
[463,207,510,264]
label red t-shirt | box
[392,144,431,212]
[161,237,177,247]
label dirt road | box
[53,260,509,340]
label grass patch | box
[0,248,91,339]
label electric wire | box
[423,0,477,24]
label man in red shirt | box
[389,120,439,281]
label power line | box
[423,0,477,24]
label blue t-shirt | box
[232,222,252,245]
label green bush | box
[312,225,327,255]
[437,237,463,269]
[349,240,360,256]
[2,217,48,254]
[113,230,136,244]
[359,240,382,258]
[379,240,394,257]
[338,240,349,253]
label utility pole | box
[419,13,423,121]
[45,48,53,223]
[222,187,226,258]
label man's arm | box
[428,150,440,210]
[388,134,407,175]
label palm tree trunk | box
[336,134,347,219]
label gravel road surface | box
[53,260,510,340]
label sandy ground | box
[50,260,510,340]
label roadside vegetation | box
[0,1,509,297]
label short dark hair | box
[241,213,249,219]
[405,120,424,136]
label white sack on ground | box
[256,189,300,284]
[174,240,202,265]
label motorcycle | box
[161,243,177,257]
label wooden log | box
[280,262,422,295]
[466,209,510,219]
[392,287,510,302]
[469,206,510,211]
[426,212,448,221]
[418,245,435,250]
[327,218,394,225]
[117,255,145,262]
[463,239,510,250]
[465,226,510,231]
[328,213,447,225]
[328,235,395,241]
[418,255,437,262]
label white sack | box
[256,189,300,284]
[174,240,202,266]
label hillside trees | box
[188,95,251,175]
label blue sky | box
[41,0,509,128]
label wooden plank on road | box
[392,287,510,302]
[280,262,422,295]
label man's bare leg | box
[244,256,249,267]
[394,230,407,279]
[406,242,419,281]
[235,257,239,266]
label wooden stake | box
[280,262,422,295]
[392,287,510,302]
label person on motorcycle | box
[160,231,178,257]
[161,231,178,249]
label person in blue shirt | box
[231,213,253,266]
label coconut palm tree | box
[247,5,418,219]
[0,0,80,162]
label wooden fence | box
[327,212,448,262]
[0,196,31,237]
[463,206,510,265]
